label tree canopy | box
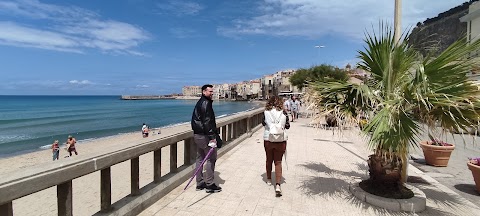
[289,64,349,90]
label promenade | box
[139,117,480,216]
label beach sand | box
[0,124,192,216]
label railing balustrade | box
[0,108,264,216]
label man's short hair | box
[202,84,213,91]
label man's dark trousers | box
[194,134,217,185]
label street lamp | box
[314,45,326,65]
[394,0,402,43]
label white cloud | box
[0,0,150,54]
[218,0,466,40]
[156,1,204,16]
[69,80,93,85]
[136,84,150,88]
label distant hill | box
[409,0,478,57]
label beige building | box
[260,74,275,99]
[273,69,299,95]
[182,86,201,97]
[461,2,480,78]
[461,1,480,43]
[214,83,230,100]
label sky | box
[0,0,469,95]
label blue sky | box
[0,0,468,95]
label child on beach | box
[142,123,149,138]
[66,135,78,156]
[52,140,60,161]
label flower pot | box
[467,162,480,193]
[420,141,455,167]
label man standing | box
[191,84,222,193]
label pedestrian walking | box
[262,96,290,196]
[191,84,222,193]
[66,135,78,156]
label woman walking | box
[262,96,290,196]
[51,140,60,161]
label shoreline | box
[0,101,264,159]
[0,105,264,173]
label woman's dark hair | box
[265,96,283,111]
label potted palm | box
[305,24,480,199]
[419,134,455,167]
[468,157,480,193]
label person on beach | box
[191,84,222,193]
[262,96,290,196]
[290,96,301,122]
[66,135,78,156]
[142,123,149,138]
[51,140,60,161]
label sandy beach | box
[0,123,192,216]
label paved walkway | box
[139,117,480,216]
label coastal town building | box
[461,1,480,44]
[182,85,201,97]
[260,74,275,100]
[460,1,480,78]
[273,69,300,96]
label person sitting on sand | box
[52,140,60,161]
[66,135,78,156]
[142,123,149,138]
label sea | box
[0,95,260,158]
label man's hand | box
[208,139,217,148]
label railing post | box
[154,149,161,182]
[247,116,251,136]
[0,202,13,216]
[170,143,178,173]
[228,124,232,141]
[189,137,197,164]
[131,157,140,196]
[57,180,72,216]
[101,167,111,211]
[221,125,227,143]
[233,122,238,138]
[237,121,241,136]
[184,138,192,165]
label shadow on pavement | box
[298,162,412,215]
[454,183,480,196]
[297,162,367,198]
[187,193,212,207]
[214,171,225,185]
[260,172,286,184]
[346,194,419,216]
[415,185,479,214]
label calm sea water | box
[0,96,259,157]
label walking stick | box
[184,147,215,190]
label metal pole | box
[394,0,402,43]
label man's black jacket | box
[191,95,217,139]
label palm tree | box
[305,24,480,192]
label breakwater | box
[121,95,175,100]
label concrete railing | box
[0,108,265,216]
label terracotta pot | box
[467,162,480,193]
[420,141,455,167]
